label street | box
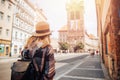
[0,53,108,80]
[55,53,105,80]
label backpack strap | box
[32,47,47,74]
[40,48,47,73]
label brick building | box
[96,0,120,79]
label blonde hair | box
[24,35,51,49]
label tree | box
[59,42,69,50]
[74,42,84,52]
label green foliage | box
[59,42,69,50]
[74,42,84,52]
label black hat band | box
[36,29,50,33]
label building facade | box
[96,0,120,79]
[11,0,36,56]
[0,0,47,56]
[66,0,85,52]
[84,31,98,52]
[11,0,47,56]
[58,25,68,43]
[34,8,47,24]
[0,0,14,56]
[51,37,59,53]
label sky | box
[30,0,97,38]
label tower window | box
[70,11,74,20]
[76,11,80,19]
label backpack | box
[22,49,32,60]
[11,48,39,80]
[11,46,55,80]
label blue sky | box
[30,0,97,38]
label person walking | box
[21,21,56,80]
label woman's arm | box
[43,46,56,80]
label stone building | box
[11,0,36,56]
[58,25,68,43]
[11,0,47,56]
[84,31,98,52]
[58,0,85,52]
[0,0,47,56]
[96,0,120,79]
[51,37,59,53]
[66,0,85,52]
[34,8,47,24]
[0,0,14,56]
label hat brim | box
[33,32,52,37]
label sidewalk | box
[55,53,89,61]
[0,54,20,63]
[0,53,86,63]
[56,54,111,80]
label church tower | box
[66,0,85,52]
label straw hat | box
[33,21,51,37]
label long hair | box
[24,35,51,49]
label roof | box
[89,34,95,39]
[88,34,98,40]
[58,25,68,32]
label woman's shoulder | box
[45,45,54,54]
[43,45,52,49]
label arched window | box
[76,11,80,19]
[70,11,74,20]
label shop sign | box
[0,44,4,53]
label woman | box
[21,21,56,80]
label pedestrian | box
[21,21,56,80]
[96,50,99,55]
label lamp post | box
[73,38,76,53]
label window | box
[24,34,26,39]
[76,11,80,19]
[7,15,10,22]
[20,33,22,40]
[70,21,74,29]
[0,12,4,20]
[0,27,2,35]
[6,29,9,36]
[0,44,4,53]
[70,11,74,20]
[8,4,11,9]
[15,32,17,39]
